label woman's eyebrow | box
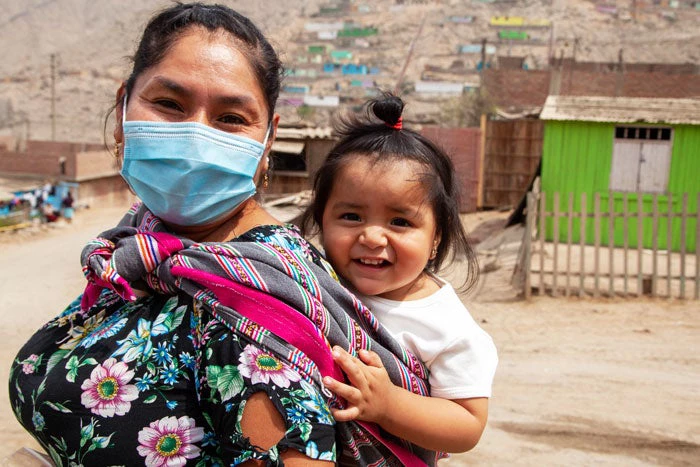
[149,77,257,107]
[151,76,188,95]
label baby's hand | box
[323,346,398,424]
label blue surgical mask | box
[120,94,271,226]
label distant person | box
[9,3,437,466]
[302,93,498,454]
[60,191,74,223]
[40,200,58,223]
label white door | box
[610,141,642,192]
[638,141,671,193]
[610,128,672,193]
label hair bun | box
[371,93,404,127]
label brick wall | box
[420,126,482,213]
[484,68,700,111]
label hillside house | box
[539,95,700,252]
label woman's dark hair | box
[104,1,282,143]
[126,2,282,118]
[301,92,479,292]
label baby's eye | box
[391,218,412,227]
[340,213,361,222]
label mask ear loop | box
[122,92,128,125]
[261,121,272,149]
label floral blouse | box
[9,225,336,466]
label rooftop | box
[540,96,700,125]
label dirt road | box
[1,206,698,465]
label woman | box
[9,3,435,467]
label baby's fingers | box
[330,406,360,422]
[358,349,383,368]
[332,347,367,385]
[323,376,360,402]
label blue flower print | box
[305,441,335,461]
[299,380,334,425]
[286,407,307,424]
[32,412,45,431]
[160,362,179,385]
[79,314,128,348]
[201,431,218,447]
[112,318,156,362]
[135,373,157,391]
[153,342,172,365]
[179,352,195,370]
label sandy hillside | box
[0,205,698,465]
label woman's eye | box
[391,218,411,227]
[340,213,361,222]
[155,99,183,111]
[219,114,246,125]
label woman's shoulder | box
[234,223,328,265]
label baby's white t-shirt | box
[358,281,498,400]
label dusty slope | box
[0,0,698,141]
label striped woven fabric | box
[80,203,441,466]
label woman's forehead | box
[134,28,266,109]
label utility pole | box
[50,53,57,140]
[615,48,624,97]
[479,37,487,96]
[393,15,426,95]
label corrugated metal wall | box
[541,121,699,252]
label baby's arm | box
[323,346,488,453]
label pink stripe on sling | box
[172,266,428,467]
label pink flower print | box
[21,354,40,374]
[137,415,204,466]
[80,358,138,417]
[238,344,301,388]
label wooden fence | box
[517,191,700,299]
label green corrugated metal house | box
[539,95,700,253]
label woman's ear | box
[265,113,280,155]
[113,82,127,145]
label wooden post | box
[623,193,629,297]
[667,195,673,297]
[652,195,659,298]
[594,193,601,298]
[579,192,587,297]
[680,193,688,299]
[608,194,615,297]
[566,192,573,297]
[637,196,644,296]
[539,192,546,295]
[696,192,700,300]
[524,192,535,299]
[477,114,487,209]
[552,192,560,297]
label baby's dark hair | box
[301,92,479,292]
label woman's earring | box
[113,141,120,159]
[263,172,269,189]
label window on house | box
[609,125,672,193]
